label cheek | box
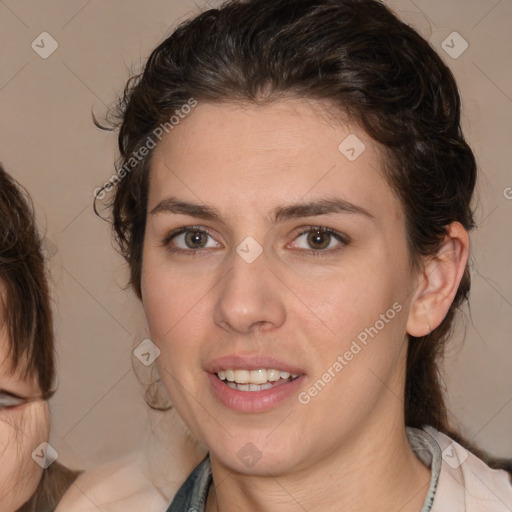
[141,261,192,391]
[141,268,175,345]
[0,417,17,466]
[295,265,403,339]
[294,268,410,403]
[141,248,173,330]
[0,403,49,509]
[141,254,210,345]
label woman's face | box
[0,321,50,511]
[141,99,420,475]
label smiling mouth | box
[216,368,300,391]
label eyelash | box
[161,225,349,258]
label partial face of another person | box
[141,99,421,476]
[0,312,50,511]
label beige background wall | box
[0,0,510,471]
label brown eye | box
[289,226,349,258]
[163,226,221,254]
[184,230,209,249]
[306,229,331,250]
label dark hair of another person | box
[95,0,511,475]
[0,165,81,511]
[0,167,54,394]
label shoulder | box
[56,410,208,511]
[424,426,512,512]
[55,452,179,512]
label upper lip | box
[205,355,306,375]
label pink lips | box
[205,355,306,413]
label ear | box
[406,222,469,337]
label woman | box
[64,0,512,510]
[0,164,80,511]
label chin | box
[210,438,300,477]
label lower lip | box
[207,373,305,413]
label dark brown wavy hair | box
[0,165,54,395]
[0,164,81,511]
[96,0,511,473]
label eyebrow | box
[149,196,374,223]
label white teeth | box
[225,381,283,392]
[267,369,281,381]
[233,369,250,384]
[216,368,300,385]
[249,369,268,384]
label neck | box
[206,417,431,512]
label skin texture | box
[141,99,469,512]
[0,321,50,512]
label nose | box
[213,249,287,335]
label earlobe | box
[406,222,469,337]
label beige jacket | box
[412,426,512,511]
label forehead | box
[149,99,401,222]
